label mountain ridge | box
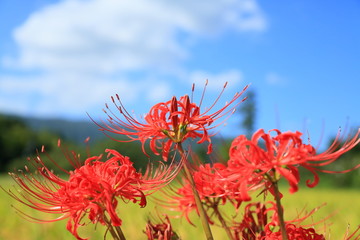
[1,113,106,144]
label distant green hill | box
[1,113,106,144]
[25,116,107,144]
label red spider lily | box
[343,226,360,240]
[192,162,255,207]
[160,179,200,225]
[233,202,327,240]
[233,201,283,240]
[158,162,253,225]
[263,224,326,240]
[262,206,328,240]
[145,215,179,240]
[228,128,360,194]
[91,82,248,161]
[233,202,269,240]
[3,142,180,240]
[272,206,360,240]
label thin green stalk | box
[114,225,126,240]
[178,144,214,240]
[272,181,288,240]
[103,214,126,240]
[212,200,234,240]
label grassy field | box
[0,174,359,239]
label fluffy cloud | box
[0,69,244,119]
[0,73,142,118]
[0,0,266,119]
[6,0,266,73]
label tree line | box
[1,92,359,188]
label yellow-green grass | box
[281,188,360,239]
[0,174,359,240]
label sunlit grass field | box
[1,174,359,240]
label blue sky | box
[0,0,359,146]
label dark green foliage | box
[297,131,360,189]
[0,115,58,172]
[2,113,360,188]
[24,116,105,144]
[239,89,256,138]
[322,135,360,188]
[0,113,163,173]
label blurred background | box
[0,0,359,179]
[0,1,360,239]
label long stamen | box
[199,79,209,108]
[191,83,195,103]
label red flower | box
[233,202,269,240]
[3,143,178,240]
[192,162,254,207]
[145,215,179,240]
[160,162,252,224]
[92,82,248,160]
[264,224,325,240]
[234,202,327,240]
[344,226,360,240]
[228,128,360,194]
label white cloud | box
[265,72,286,85]
[0,69,245,119]
[0,0,266,119]
[0,68,245,118]
[0,74,142,118]
[5,0,266,73]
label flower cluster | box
[2,82,360,240]
[164,127,359,239]
[92,82,248,160]
[233,201,326,240]
[228,128,360,194]
[163,162,254,224]
[145,215,178,240]
[57,149,146,239]
[4,145,178,240]
[165,128,360,217]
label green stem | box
[114,226,126,240]
[272,181,288,240]
[212,200,234,240]
[104,214,124,240]
[178,144,214,240]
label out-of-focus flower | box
[160,162,252,224]
[343,225,360,240]
[145,215,179,240]
[228,128,360,194]
[264,224,326,240]
[192,162,253,207]
[233,202,327,240]
[233,201,280,240]
[3,142,179,240]
[92,82,248,160]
